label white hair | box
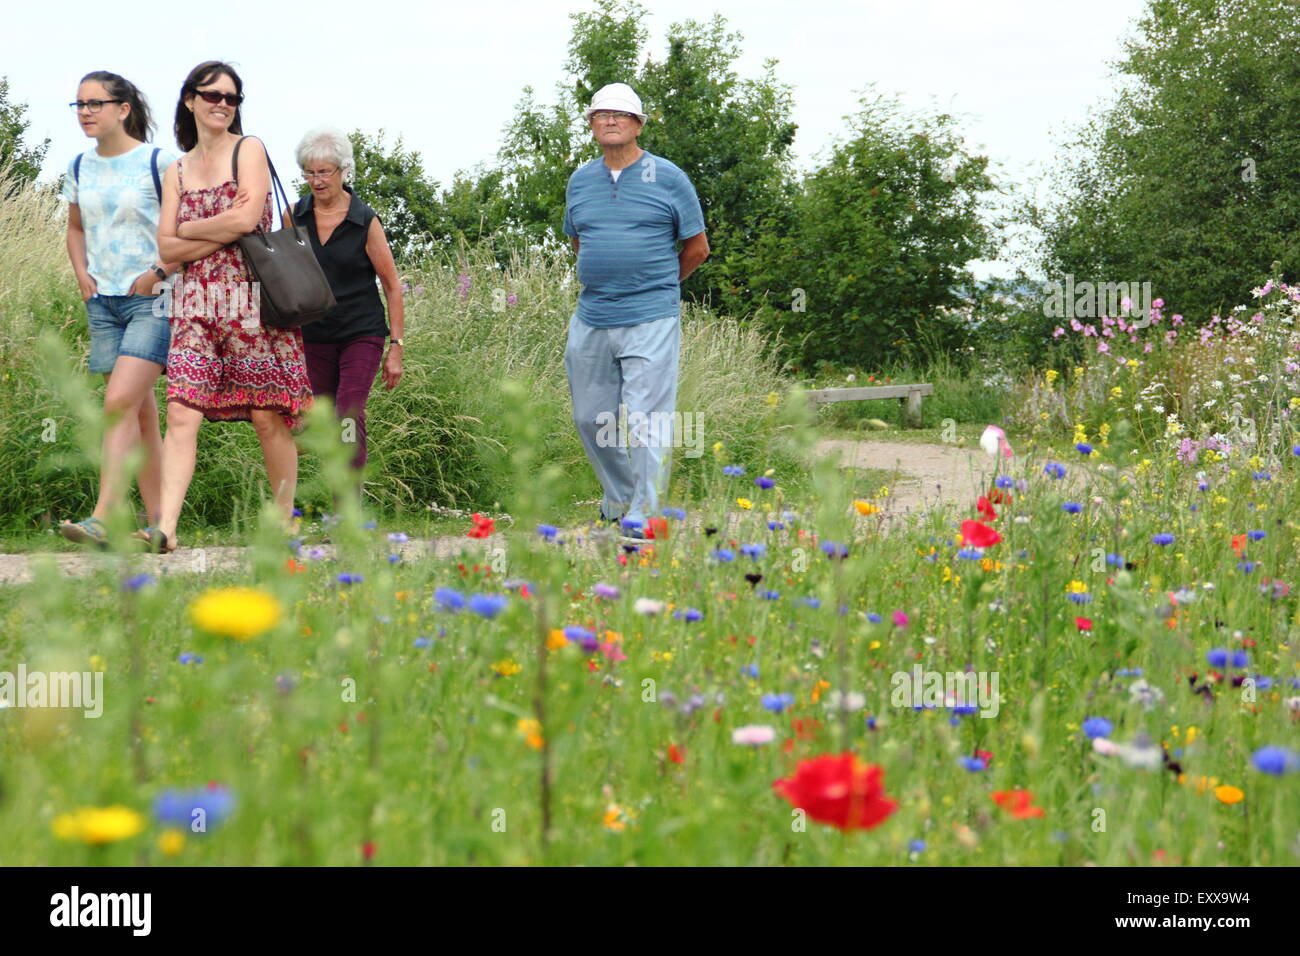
[295,126,356,183]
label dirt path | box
[816,438,994,526]
[0,440,1015,585]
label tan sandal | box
[131,526,175,554]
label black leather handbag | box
[232,136,336,329]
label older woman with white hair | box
[293,126,405,473]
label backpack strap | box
[73,152,83,185]
[150,147,162,203]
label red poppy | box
[772,753,898,831]
[668,744,685,764]
[791,718,823,740]
[977,496,997,521]
[960,519,1002,549]
[987,486,1012,505]
[975,748,993,766]
[284,558,307,574]
[467,513,495,539]
[361,841,376,860]
[1075,617,1093,631]
[991,789,1045,819]
[646,517,669,540]
[1230,533,1246,557]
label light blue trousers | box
[564,312,680,525]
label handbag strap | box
[232,136,303,240]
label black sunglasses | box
[194,89,244,107]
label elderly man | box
[563,82,709,539]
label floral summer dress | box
[168,157,313,430]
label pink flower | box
[1152,298,1164,308]
[1070,318,1083,331]
[732,724,777,746]
[1097,341,1110,353]
[892,610,909,629]
[1052,327,1065,339]
[1143,343,1153,353]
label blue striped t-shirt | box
[562,151,706,328]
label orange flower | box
[1231,533,1246,556]
[991,789,1045,819]
[1213,785,1244,805]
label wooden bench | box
[806,384,934,428]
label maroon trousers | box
[302,336,385,470]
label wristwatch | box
[152,265,167,281]
[389,337,404,347]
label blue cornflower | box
[1293,446,1300,456]
[1062,502,1083,514]
[1232,650,1249,668]
[387,531,409,543]
[1238,560,1256,573]
[154,786,235,832]
[754,475,775,489]
[959,756,987,772]
[413,637,432,649]
[1198,481,1209,491]
[1253,471,1272,481]
[740,543,766,560]
[1076,442,1093,455]
[621,518,643,530]
[820,541,849,559]
[713,548,736,563]
[434,587,465,612]
[1253,676,1274,690]
[537,524,558,540]
[1207,648,1229,668]
[722,465,745,477]
[122,574,154,591]
[1067,592,1093,605]
[1115,667,1143,677]
[337,572,363,585]
[865,716,878,730]
[767,520,786,530]
[909,839,926,853]
[178,652,204,665]
[957,547,983,560]
[866,612,882,624]
[1247,529,1266,540]
[662,507,687,521]
[741,664,760,679]
[1252,746,1294,775]
[674,607,704,623]
[468,593,507,619]
[1044,462,1066,479]
[760,589,780,600]
[1082,717,1113,739]
[1152,533,1175,546]
[762,693,795,713]
[563,626,594,643]
[387,554,401,564]
[292,507,303,518]
[363,520,377,530]
[995,476,1014,489]
[1106,553,1125,568]
[801,596,822,609]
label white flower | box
[826,690,866,712]
[1283,697,1300,713]
[1153,404,1165,414]
[731,724,776,746]
[1129,680,1165,711]
[634,597,665,616]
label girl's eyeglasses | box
[195,89,244,107]
[69,99,124,114]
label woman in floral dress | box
[142,61,312,553]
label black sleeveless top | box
[293,185,390,344]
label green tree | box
[746,90,998,370]
[1030,0,1300,323]
[0,77,50,189]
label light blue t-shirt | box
[62,142,178,296]
[563,151,706,328]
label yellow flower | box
[1185,726,1198,745]
[1045,369,1059,384]
[980,558,1002,572]
[868,641,881,650]
[88,655,107,673]
[546,629,567,651]
[52,806,145,845]
[1213,785,1244,805]
[492,658,521,677]
[1067,580,1089,594]
[1110,386,1123,399]
[1098,422,1111,448]
[189,587,282,641]
[877,486,890,498]
[736,498,753,510]
[764,392,780,407]
[854,500,880,516]
[159,829,186,857]
[1073,366,1084,378]
[811,679,832,703]
[1290,396,1300,410]
[517,718,544,750]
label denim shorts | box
[86,294,170,373]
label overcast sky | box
[10,0,1147,277]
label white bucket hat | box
[585,82,648,123]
